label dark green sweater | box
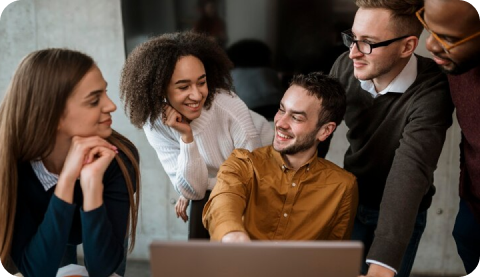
[330,52,454,270]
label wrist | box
[82,184,104,211]
[367,264,395,277]
[181,133,194,144]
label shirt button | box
[284,213,288,217]
[292,183,296,187]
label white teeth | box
[187,103,199,108]
[277,131,291,139]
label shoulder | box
[409,55,452,108]
[331,52,356,89]
[213,90,250,116]
[414,55,448,86]
[317,158,357,188]
[227,146,271,164]
[331,51,352,75]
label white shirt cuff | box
[366,259,397,275]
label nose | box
[103,95,117,113]
[425,33,443,54]
[348,43,364,59]
[274,112,289,130]
[189,85,203,101]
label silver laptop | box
[150,240,363,277]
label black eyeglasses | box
[341,30,411,55]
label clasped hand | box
[58,136,118,211]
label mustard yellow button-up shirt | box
[203,146,358,241]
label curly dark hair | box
[120,31,234,128]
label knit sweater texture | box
[330,52,454,270]
[143,91,274,200]
[448,65,480,223]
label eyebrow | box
[87,90,103,97]
[280,103,308,118]
[84,82,107,100]
[174,74,206,85]
[352,31,381,41]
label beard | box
[439,51,480,75]
[274,127,319,155]
[440,58,478,75]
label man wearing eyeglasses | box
[328,0,454,277]
[419,0,480,274]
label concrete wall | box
[0,0,466,275]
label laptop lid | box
[150,240,363,277]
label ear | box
[316,122,337,142]
[400,36,419,58]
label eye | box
[278,108,285,114]
[440,35,457,44]
[178,86,189,90]
[90,98,100,107]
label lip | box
[431,54,451,66]
[185,102,202,112]
[275,130,293,141]
[100,118,112,125]
[353,60,367,68]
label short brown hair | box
[355,0,424,37]
[290,72,346,127]
[120,31,233,128]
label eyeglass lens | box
[342,33,370,54]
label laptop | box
[150,240,363,277]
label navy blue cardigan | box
[11,148,137,277]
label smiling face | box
[424,0,480,75]
[57,65,116,139]
[273,85,324,156]
[350,8,407,86]
[166,55,208,121]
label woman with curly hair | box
[0,48,140,277]
[121,31,272,239]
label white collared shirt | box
[359,55,418,98]
[30,159,59,191]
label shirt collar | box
[270,146,318,172]
[30,159,59,191]
[359,55,417,98]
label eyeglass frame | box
[341,30,411,55]
[416,7,480,54]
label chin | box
[99,128,113,139]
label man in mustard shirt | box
[202,72,358,242]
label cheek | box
[167,94,184,110]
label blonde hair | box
[355,0,424,37]
[0,48,140,264]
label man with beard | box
[419,0,480,273]
[202,72,358,242]
[329,0,454,276]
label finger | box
[164,108,183,126]
[71,136,117,153]
[84,146,116,164]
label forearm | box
[175,139,210,199]
[369,122,451,268]
[203,193,247,240]
[13,196,75,277]
[81,204,124,277]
